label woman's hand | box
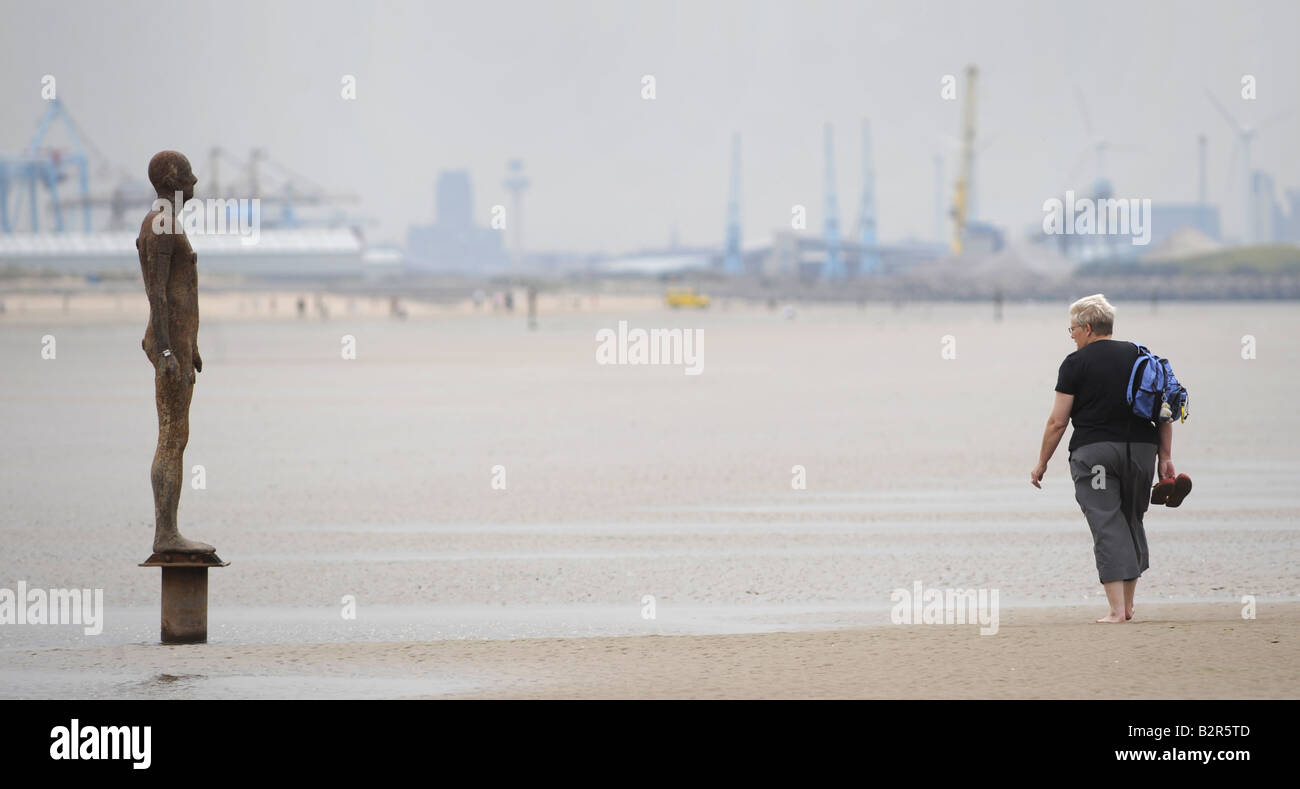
[1159,458,1175,480]
[1030,462,1047,488]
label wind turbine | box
[1204,87,1291,244]
[1069,86,1144,196]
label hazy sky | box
[2,0,1298,251]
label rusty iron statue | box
[137,150,213,555]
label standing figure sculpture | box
[138,150,213,554]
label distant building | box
[1283,189,1300,243]
[756,231,943,279]
[599,249,713,276]
[1148,203,1220,247]
[1041,188,1220,262]
[0,229,364,277]
[405,170,508,272]
[960,221,1005,255]
[436,171,474,229]
[1251,170,1278,244]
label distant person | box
[1030,294,1187,623]
[389,296,407,320]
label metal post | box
[139,552,229,644]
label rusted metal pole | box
[139,553,229,644]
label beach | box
[2,294,1298,698]
[2,602,1296,699]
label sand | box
[1,295,1297,698]
[3,602,1295,699]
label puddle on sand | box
[2,670,483,699]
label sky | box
[2,0,1298,252]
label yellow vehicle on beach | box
[665,287,710,309]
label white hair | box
[1069,293,1116,335]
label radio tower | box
[823,123,843,279]
[503,159,529,263]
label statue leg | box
[151,358,213,553]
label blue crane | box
[0,99,91,233]
[857,119,879,275]
[723,133,743,274]
[822,123,843,279]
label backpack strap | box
[1126,344,1149,407]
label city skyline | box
[2,0,1298,254]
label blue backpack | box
[1127,343,1189,424]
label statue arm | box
[191,254,201,373]
[143,228,174,354]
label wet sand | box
[4,602,1295,699]
[2,297,1298,697]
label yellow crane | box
[951,64,978,254]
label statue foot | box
[153,533,215,554]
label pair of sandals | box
[1151,474,1193,507]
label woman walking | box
[1030,294,1177,623]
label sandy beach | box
[3,602,1296,699]
[2,295,1298,698]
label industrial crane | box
[950,65,978,255]
[0,99,92,233]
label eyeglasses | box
[1067,324,1086,336]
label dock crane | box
[950,65,978,254]
[722,133,742,274]
[0,99,92,233]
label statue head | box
[148,151,197,203]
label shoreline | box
[4,601,1297,699]
[4,287,1300,329]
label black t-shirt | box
[1055,339,1159,451]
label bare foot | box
[1125,608,1134,621]
[1096,614,1126,623]
[153,533,215,554]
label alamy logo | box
[152,191,261,245]
[890,580,1000,635]
[1042,190,1152,246]
[50,719,151,770]
[595,320,703,375]
[0,581,103,635]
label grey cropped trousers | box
[1068,440,1158,584]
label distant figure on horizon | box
[1029,294,1175,623]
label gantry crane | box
[0,99,92,233]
